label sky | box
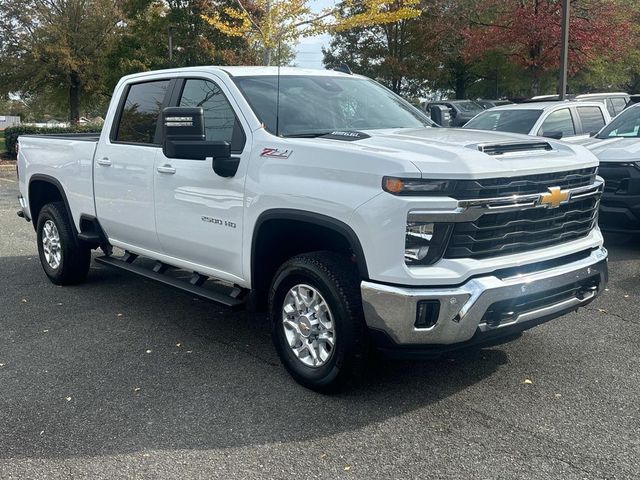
[293,0,335,69]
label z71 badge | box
[260,148,292,159]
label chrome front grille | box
[408,175,603,262]
[450,167,596,199]
[445,196,599,259]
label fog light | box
[415,300,441,329]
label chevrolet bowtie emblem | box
[540,187,569,208]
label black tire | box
[36,202,91,285]
[269,252,369,392]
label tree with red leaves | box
[463,0,632,95]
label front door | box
[94,79,172,252]
[153,77,250,284]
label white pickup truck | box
[17,67,608,391]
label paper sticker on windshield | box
[261,148,292,159]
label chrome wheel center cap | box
[298,316,313,338]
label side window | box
[179,79,245,152]
[606,99,617,117]
[611,98,627,116]
[576,106,605,134]
[538,108,575,138]
[116,80,170,144]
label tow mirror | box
[162,107,236,176]
[542,130,563,140]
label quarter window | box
[116,80,170,144]
[610,98,627,116]
[576,106,605,134]
[179,79,245,152]
[538,109,575,138]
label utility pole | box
[558,0,570,100]
[168,26,175,63]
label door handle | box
[157,164,176,174]
[97,157,112,166]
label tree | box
[204,0,422,66]
[463,0,633,95]
[104,0,258,91]
[0,0,124,123]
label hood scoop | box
[474,141,553,156]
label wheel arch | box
[250,209,369,309]
[28,174,76,233]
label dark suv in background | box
[422,100,484,126]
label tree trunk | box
[531,75,541,97]
[262,47,272,66]
[69,72,80,125]
[455,75,466,99]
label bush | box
[4,124,102,157]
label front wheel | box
[36,202,91,285]
[269,252,369,392]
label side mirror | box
[542,130,563,139]
[162,107,234,175]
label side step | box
[95,254,248,309]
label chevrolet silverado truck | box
[16,67,608,391]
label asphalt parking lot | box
[0,167,639,479]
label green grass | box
[0,131,5,155]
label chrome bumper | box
[361,247,608,346]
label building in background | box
[0,115,21,130]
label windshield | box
[463,109,542,134]
[597,105,640,138]
[233,75,433,136]
[454,101,484,113]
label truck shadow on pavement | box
[0,255,509,459]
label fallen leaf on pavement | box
[344,465,351,471]
[65,396,72,401]
[523,379,533,385]
[134,387,141,392]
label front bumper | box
[361,247,608,355]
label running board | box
[95,255,248,309]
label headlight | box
[405,219,453,266]
[383,176,455,196]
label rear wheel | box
[36,202,91,285]
[269,252,369,392]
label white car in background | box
[463,101,611,143]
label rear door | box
[94,78,173,252]
[153,76,250,283]
[575,105,607,137]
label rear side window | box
[610,98,627,116]
[116,80,170,144]
[179,79,245,152]
[576,106,605,134]
[538,108,575,138]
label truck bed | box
[19,134,100,228]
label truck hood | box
[317,127,598,179]
[583,137,640,163]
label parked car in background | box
[580,104,640,233]
[462,101,611,142]
[476,99,512,109]
[575,93,630,118]
[529,93,629,118]
[423,100,485,126]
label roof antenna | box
[275,38,282,137]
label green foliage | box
[3,125,102,157]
